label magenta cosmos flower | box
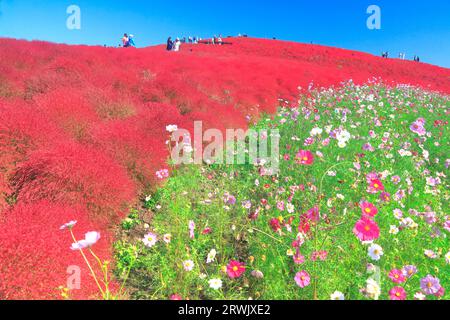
[389,269,406,284]
[295,150,314,165]
[389,287,407,300]
[353,218,380,241]
[360,202,378,217]
[294,271,311,288]
[369,179,385,192]
[227,260,246,278]
[420,275,441,295]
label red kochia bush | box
[0,201,114,300]
[11,143,136,224]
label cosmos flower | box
[368,244,384,261]
[156,169,170,180]
[420,275,441,295]
[188,220,195,239]
[410,119,426,136]
[353,218,380,241]
[166,125,179,133]
[208,278,223,290]
[368,179,385,193]
[295,150,314,165]
[71,231,101,251]
[306,206,320,222]
[142,232,158,248]
[389,269,406,284]
[414,292,426,300]
[226,260,246,278]
[60,220,77,230]
[294,271,311,288]
[402,265,418,278]
[389,287,407,300]
[206,249,217,264]
[360,202,378,217]
[163,234,172,244]
[365,278,381,300]
[183,260,195,272]
[330,291,345,300]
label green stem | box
[70,230,106,298]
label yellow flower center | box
[364,225,371,231]
[233,266,239,272]
[374,183,379,188]
[365,208,371,213]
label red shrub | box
[0,201,115,300]
[11,143,136,224]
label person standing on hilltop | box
[173,38,181,52]
[128,34,136,47]
[167,37,174,51]
[122,33,130,47]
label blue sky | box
[0,0,449,67]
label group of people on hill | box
[381,51,420,62]
[166,37,183,51]
[121,33,136,48]
[166,34,236,51]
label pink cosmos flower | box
[389,269,406,284]
[420,275,441,295]
[389,287,407,300]
[188,220,195,239]
[156,169,170,180]
[306,206,320,222]
[293,251,305,265]
[360,202,378,217]
[227,260,246,278]
[311,250,328,261]
[353,218,380,241]
[294,270,311,288]
[369,179,385,192]
[295,150,314,165]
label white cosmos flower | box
[71,231,100,250]
[183,260,195,272]
[60,220,77,230]
[286,203,295,214]
[338,141,347,148]
[330,291,345,300]
[389,225,399,235]
[163,234,172,244]
[208,278,223,290]
[414,292,426,300]
[166,125,178,133]
[310,127,323,136]
[368,244,384,261]
[445,251,450,264]
[336,130,351,143]
[366,278,381,300]
[207,249,217,264]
